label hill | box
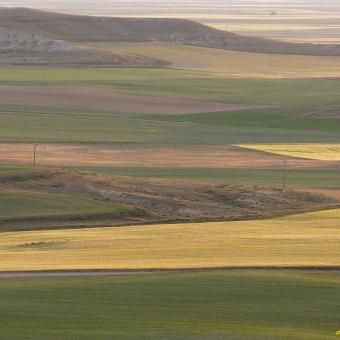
[0,168,337,231]
[2,7,340,56]
[0,9,168,66]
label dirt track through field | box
[0,267,339,279]
[0,85,267,114]
[0,143,337,168]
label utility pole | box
[33,143,38,166]
[282,159,287,188]
[226,17,230,32]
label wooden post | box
[282,159,287,188]
[33,143,38,166]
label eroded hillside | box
[2,7,340,56]
[0,169,337,231]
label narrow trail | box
[1,267,340,278]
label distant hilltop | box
[1,7,340,66]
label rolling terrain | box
[1,5,340,339]
[3,7,340,57]
[0,168,336,231]
[10,0,340,44]
[0,207,340,270]
[0,28,159,66]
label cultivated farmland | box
[1,3,340,339]
[236,144,340,161]
[0,271,338,339]
[0,208,339,271]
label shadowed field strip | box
[1,208,339,271]
[236,144,340,161]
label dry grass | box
[236,144,340,161]
[1,143,333,168]
[91,42,340,78]
[1,208,339,271]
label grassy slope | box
[69,166,340,188]
[0,271,339,339]
[0,165,45,175]
[0,208,339,271]
[0,190,134,221]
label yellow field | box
[89,42,340,78]
[236,144,340,161]
[1,208,340,271]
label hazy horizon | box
[3,1,340,13]
[2,0,340,43]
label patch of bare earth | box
[0,85,269,114]
[0,169,338,231]
[1,143,339,169]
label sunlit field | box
[237,144,340,161]
[0,208,339,271]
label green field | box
[69,166,340,188]
[0,165,44,175]
[0,190,134,222]
[3,110,340,144]
[1,68,340,144]
[0,270,339,339]
[2,68,340,106]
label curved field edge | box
[0,208,339,271]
